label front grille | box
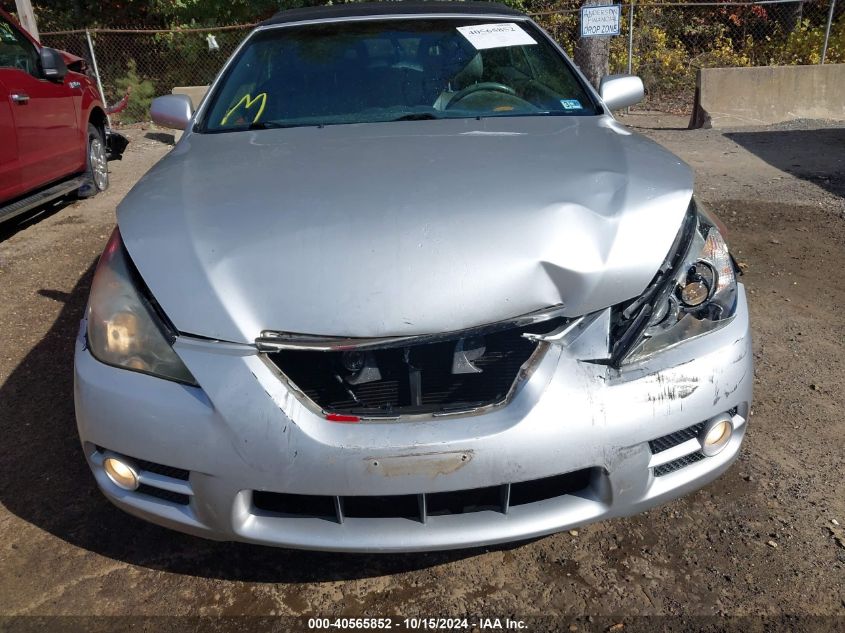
[252,468,594,523]
[648,422,705,454]
[137,483,190,505]
[267,318,564,417]
[653,451,706,477]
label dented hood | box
[118,116,692,344]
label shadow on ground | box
[726,127,845,199]
[144,131,176,145]
[0,197,77,242]
[0,267,497,582]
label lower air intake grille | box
[135,459,190,481]
[253,468,595,523]
[267,318,564,417]
[653,451,706,477]
[137,484,190,505]
[648,422,705,454]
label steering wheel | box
[445,82,517,110]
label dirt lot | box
[1,116,843,630]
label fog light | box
[103,456,139,490]
[699,415,733,456]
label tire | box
[77,123,109,198]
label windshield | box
[200,18,599,132]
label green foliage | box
[633,24,690,100]
[114,59,155,123]
[534,11,579,57]
[149,0,282,27]
[27,0,534,30]
[694,35,752,68]
[766,18,844,64]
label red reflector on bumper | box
[326,413,360,423]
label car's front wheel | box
[77,123,109,198]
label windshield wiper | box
[248,121,313,130]
[391,112,441,122]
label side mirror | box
[599,74,644,111]
[151,94,194,130]
[40,48,68,82]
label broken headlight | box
[86,228,197,385]
[610,199,738,366]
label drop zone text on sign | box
[581,4,621,37]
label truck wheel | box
[78,123,109,198]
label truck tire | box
[77,123,109,198]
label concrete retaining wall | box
[689,64,845,129]
[171,85,209,109]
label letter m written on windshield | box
[221,93,268,125]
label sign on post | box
[580,4,621,38]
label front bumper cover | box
[74,287,753,552]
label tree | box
[574,0,610,89]
[14,0,287,30]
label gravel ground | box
[0,117,843,630]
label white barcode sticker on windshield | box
[457,23,537,50]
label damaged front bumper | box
[74,286,752,552]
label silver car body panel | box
[255,303,569,351]
[118,115,692,344]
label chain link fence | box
[41,25,254,121]
[40,0,843,121]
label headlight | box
[610,199,739,365]
[86,228,197,385]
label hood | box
[118,115,692,344]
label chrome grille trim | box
[255,304,568,352]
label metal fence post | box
[821,0,837,63]
[626,1,635,113]
[85,29,108,108]
[627,0,635,76]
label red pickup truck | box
[1,9,126,225]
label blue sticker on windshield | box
[560,99,583,110]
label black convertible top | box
[261,1,525,26]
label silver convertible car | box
[74,1,752,552]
